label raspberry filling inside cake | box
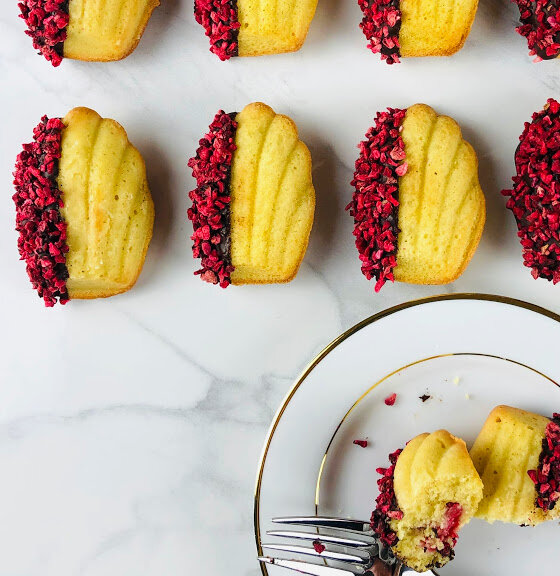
[188,111,238,288]
[19,0,69,67]
[514,0,560,61]
[358,0,402,64]
[13,116,69,306]
[371,448,464,569]
[528,413,560,511]
[502,98,560,283]
[194,0,240,61]
[418,502,462,558]
[347,107,407,292]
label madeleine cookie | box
[503,99,560,283]
[188,102,315,287]
[513,0,560,60]
[348,104,485,292]
[194,0,318,60]
[470,406,560,526]
[19,0,159,66]
[358,0,479,64]
[13,107,154,306]
[372,431,483,572]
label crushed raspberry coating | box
[13,116,69,307]
[371,448,403,547]
[353,439,369,448]
[312,541,326,554]
[514,0,560,61]
[19,0,69,67]
[358,0,402,65]
[384,393,397,406]
[188,111,237,288]
[528,413,560,511]
[194,0,240,61]
[503,99,560,283]
[348,108,407,292]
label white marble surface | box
[1,1,560,575]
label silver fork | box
[259,516,432,576]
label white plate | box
[255,295,560,576]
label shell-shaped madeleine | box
[394,430,483,522]
[237,0,318,56]
[470,406,554,526]
[391,430,482,572]
[230,102,315,285]
[399,0,479,57]
[58,107,154,299]
[394,103,485,285]
[64,0,160,61]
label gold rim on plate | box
[314,352,559,511]
[312,351,559,576]
[254,293,560,576]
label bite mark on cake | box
[19,0,69,67]
[188,111,237,288]
[514,0,560,61]
[194,0,240,61]
[13,116,69,306]
[358,0,402,64]
[420,502,462,561]
[372,448,463,569]
[528,413,560,511]
[348,108,407,292]
[502,98,560,283]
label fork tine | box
[266,530,377,549]
[273,517,371,533]
[261,543,371,565]
[258,557,363,576]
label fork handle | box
[367,559,403,576]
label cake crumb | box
[453,377,460,386]
[353,439,368,448]
[313,540,326,554]
[465,393,471,400]
[419,393,431,403]
[384,393,397,406]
